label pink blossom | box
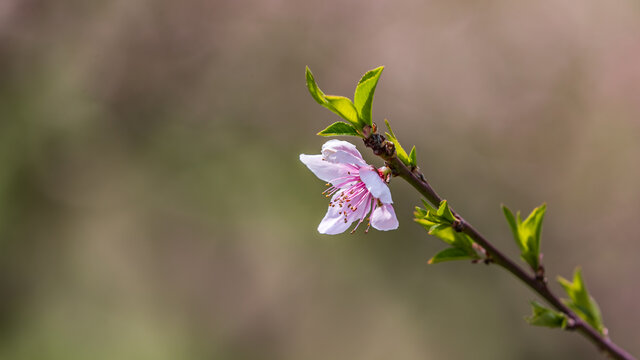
[300,140,399,234]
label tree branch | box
[365,138,636,360]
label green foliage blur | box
[1,1,639,359]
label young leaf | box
[324,95,360,127]
[502,205,520,248]
[525,301,567,328]
[436,200,456,223]
[384,119,411,165]
[428,247,478,264]
[354,66,384,126]
[521,204,546,265]
[305,67,363,129]
[305,66,326,105]
[415,200,480,263]
[408,146,417,167]
[429,226,475,253]
[557,268,605,334]
[414,206,429,218]
[420,199,436,213]
[317,122,361,137]
[501,203,546,271]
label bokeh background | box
[1,0,639,359]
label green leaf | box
[414,200,456,227]
[414,206,429,218]
[305,66,326,105]
[384,119,411,165]
[429,226,475,253]
[502,205,519,247]
[408,146,417,167]
[305,67,362,129]
[317,122,361,137]
[522,237,539,271]
[502,203,546,271]
[436,200,456,223]
[521,204,546,266]
[557,268,605,334]
[428,247,477,264]
[354,66,384,126]
[525,301,567,328]
[420,199,436,213]
[324,95,360,127]
[415,200,480,263]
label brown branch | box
[363,135,637,360]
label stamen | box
[351,194,373,233]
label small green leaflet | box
[525,301,567,329]
[415,200,480,264]
[414,200,455,227]
[317,122,361,137]
[305,66,326,105]
[384,119,416,167]
[436,200,456,223]
[324,95,360,127]
[502,203,546,271]
[409,146,417,166]
[305,66,365,130]
[557,268,605,334]
[428,247,476,264]
[353,66,384,126]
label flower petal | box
[359,167,392,204]
[300,154,351,185]
[317,193,356,234]
[370,204,399,231]
[321,139,367,166]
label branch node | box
[535,265,546,283]
[452,219,464,232]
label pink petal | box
[359,168,393,204]
[321,140,367,166]
[317,191,372,234]
[317,193,356,234]
[300,154,351,185]
[370,204,399,231]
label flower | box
[300,139,399,234]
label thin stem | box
[375,148,636,360]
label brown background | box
[1,0,639,359]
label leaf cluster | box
[502,204,546,271]
[525,301,568,329]
[558,268,605,334]
[414,200,480,264]
[305,66,384,137]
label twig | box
[364,135,637,360]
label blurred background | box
[0,0,639,359]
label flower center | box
[322,172,377,233]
